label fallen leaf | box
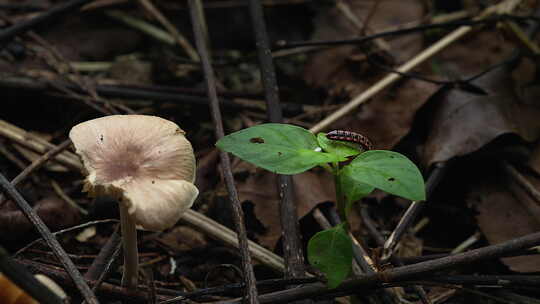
[334,77,438,149]
[236,165,335,249]
[304,0,424,94]
[422,66,540,166]
[468,172,540,272]
[0,195,81,241]
[157,226,207,252]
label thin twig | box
[277,15,538,49]
[187,0,259,302]
[137,0,200,61]
[0,0,94,42]
[360,207,431,304]
[0,172,99,304]
[502,161,540,206]
[246,0,306,282]
[220,230,540,303]
[10,139,71,186]
[181,209,284,271]
[13,219,119,257]
[50,180,88,215]
[309,0,524,133]
[0,120,82,170]
[0,246,63,304]
[84,225,122,282]
[382,162,448,261]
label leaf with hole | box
[341,150,425,201]
[216,124,344,174]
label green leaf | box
[307,223,353,289]
[216,124,344,174]
[317,132,363,158]
[339,173,374,217]
[342,150,426,201]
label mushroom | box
[69,115,198,288]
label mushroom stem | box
[119,202,139,288]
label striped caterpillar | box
[326,130,373,151]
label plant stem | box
[119,202,138,288]
[333,167,347,222]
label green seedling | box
[216,123,425,288]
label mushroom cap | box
[69,115,198,231]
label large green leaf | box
[342,150,426,201]
[307,223,353,289]
[216,124,344,174]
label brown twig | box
[187,0,259,303]
[0,172,99,304]
[382,162,448,261]
[137,0,199,61]
[219,230,540,303]
[360,207,431,304]
[0,246,63,304]
[246,0,306,283]
[0,0,94,42]
[10,139,71,186]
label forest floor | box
[1,0,540,303]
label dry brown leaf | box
[333,77,438,150]
[0,195,81,241]
[158,226,207,252]
[422,66,540,167]
[468,174,540,272]
[304,0,424,95]
[236,167,335,249]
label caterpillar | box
[326,130,373,151]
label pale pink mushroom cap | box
[69,115,198,231]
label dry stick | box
[0,120,81,170]
[82,227,122,304]
[420,274,540,287]
[84,226,122,282]
[181,209,285,272]
[220,231,540,304]
[246,0,306,281]
[17,259,169,304]
[0,173,99,304]
[0,0,94,42]
[0,139,71,204]
[14,219,119,257]
[187,0,259,303]
[137,0,200,61]
[360,208,431,304]
[382,162,448,261]
[0,75,306,114]
[308,0,517,134]
[502,161,540,205]
[105,10,176,45]
[335,0,390,52]
[309,23,469,133]
[0,246,63,304]
[27,32,126,115]
[10,139,71,186]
